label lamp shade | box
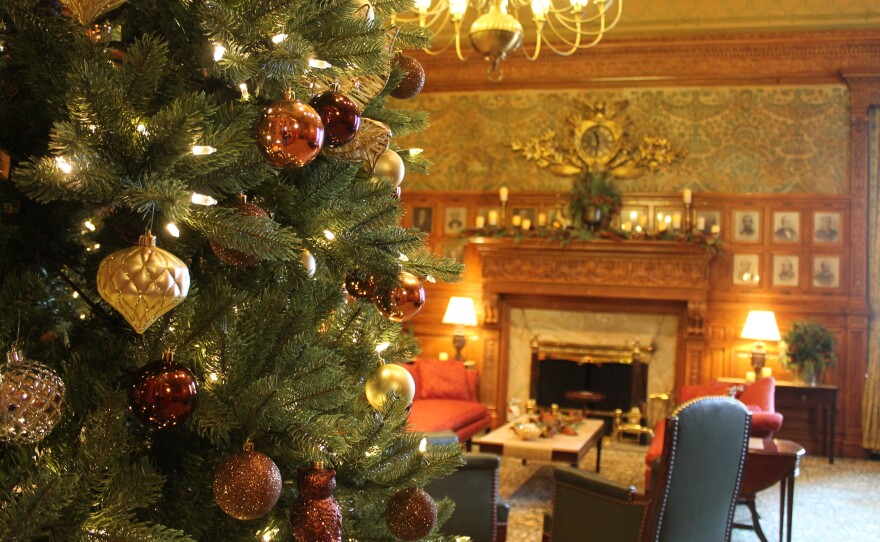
[442,297,478,327]
[740,310,781,342]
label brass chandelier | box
[397,0,622,80]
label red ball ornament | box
[384,487,437,541]
[309,90,361,148]
[373,271,425,323]
[390,54,425,100]
[290,463,343,542]
[213,443,282,520]
[209,195,268,267]
[129,351,198,429]
[257,99,324,167]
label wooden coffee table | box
[474,418,605,472]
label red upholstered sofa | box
[402,359,492,443]
[644,377,783,489]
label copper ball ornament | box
[309,90,361,148]
[257,99,324,168]
[0,349,65,444]
[365,363,416,412]
[214,446,282,520]
[373,271,425,323]
[372,149,405,188]
[390,54,426,100]
[384,487,437,541]
[344,270,377,299]
[209,196,268,267]
[290,464,343,542]
[129,352,198,429]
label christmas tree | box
[0,0,463,540]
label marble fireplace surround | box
[473,238,714,425]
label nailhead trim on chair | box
[649,395,752,542]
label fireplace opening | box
[534,358,648,415]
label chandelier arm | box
[520,22,545,61]
[534,20,585,56]
[453,19,470,61]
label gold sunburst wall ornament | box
[512,100,688,180]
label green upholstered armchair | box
[544,396,751,542]
[425,452,509,542]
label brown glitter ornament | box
[309,90,361,148]
[129,351,198,429]
[290,463,343,542]
[372,149,405,188]
[364,362,416,412]
[96,231,190,334]
[257,99,324,168]
[0,349,65,444]
[0,150,10,180]
[390,54,425,100]
[373,271,425,323]
[214,441,282,520]
[209,195,268,267]
[344,270,377,299]
[384,487,437,541]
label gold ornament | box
[0,349,65,444]
[97,232,190,334]
[214,441,282,520]
[372,149,405,188]
[365,363,416,412]
[322,119,391,171]
[60,0,127,25]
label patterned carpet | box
[489,441,880,541]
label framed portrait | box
[772,255,799,287]
[412,206,434,234]
[732,254,760,286]
[812,256,840,289]
[512,207,536,224]
[813,211,842,244]
[771,211,800,243]
[733,210,761,243]
[443,207,468,235]
[696,210,721,234]
[441,239,466,263]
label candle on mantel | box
[537,212,547,227]
[521,218,531,231]
[683,188,693,204]
[658,217,668,232]
[438,352,449,361]
[761,367,772,378]
[488,210,499,226]
[499,186,509,203]
[511,214,522,227]
[711,224,721,234]
[746,370,756,383]
[672,213,682,230]
[696,216,706,231]
[475,215,486,229]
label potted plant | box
[568,172,622,231]
[779,319,836,386]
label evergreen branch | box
[187,206,303,262]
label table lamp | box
[740,310,781,374]
[441,297,478,361]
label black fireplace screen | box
[535,358,648,413]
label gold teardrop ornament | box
[97,232,190,334]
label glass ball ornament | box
[373,271,425,323]
[365,363,416,412]
[309,90,361,148]
[213,443,282,520]
[257,99,324,168]
[0,349,65,444]
[344,270,377,299]
[372,149,405,188]
[129,351,198,429]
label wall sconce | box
[740,310,781,375]
[441,296,478,361]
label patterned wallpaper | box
[397,85,850,194]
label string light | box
[55,156,73,174]
[238,83,250,100]
[166,223,180,237]
[191,145,216,155]
[398,253,409,262]
[213,44,226,61]
[307,58,332,69]
[418,437,428,454]
[83,220,96,231]
[425,275,436,284]
[136,123,148,135]
[271,33,287,44]
[375,342,390,353]
[191,193,218,206]
[323,230,336,240]
[209,373,220,382]
[72,291,79,299]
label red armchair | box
[644,377,783,489]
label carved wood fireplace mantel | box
[470,238,716,423]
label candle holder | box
[683,203,693,232]
[500,201,508,231]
